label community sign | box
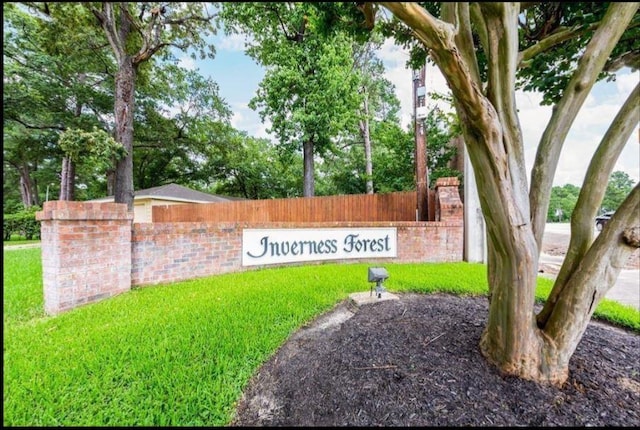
[242,227,397,266]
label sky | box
[180,31,640,188]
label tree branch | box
[529,2,639,250]
[518,23,598,68]
[6,117,65,132]
[536,82,639,327]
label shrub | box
[3,206,41,240]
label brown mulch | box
[231,293,640,427]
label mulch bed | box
[231,293,640,427]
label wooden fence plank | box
[152,192,419,223]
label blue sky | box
[180,30,640,188]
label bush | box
[3,207,41,240]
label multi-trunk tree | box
[355,2,639,385]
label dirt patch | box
[231,294,640,426]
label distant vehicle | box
[595,211,615,231]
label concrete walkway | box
[539,251,639,311]
[540,223,639,311]
[3,243,41,251]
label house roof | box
[135,183,242,202]
[90,183,243,204]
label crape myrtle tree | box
[351,2,639,385]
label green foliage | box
[377,3,639,106]
[548,183,581,222]
[59,127,127,169]
[3,207,42,241]
[207,128,303,199]
[3,2,116,206]
[422,100,462,188]
[251,32,361,153]
[516,3,640,105]
[601,171,636,213]
[4,249,638,426]
[220,3,363,194]
[544,171,636,221]
[319,99,462,195]
[3,3,234,203]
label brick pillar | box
[36,201,133,315]
[435,177,463,223]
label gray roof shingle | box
[134,183,241,203]
[90,183,243,203]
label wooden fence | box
[152,191,421,223]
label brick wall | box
[36,201,133,315]
[131,220,463,287]
[435,177,463,223]
[37,180,463,313]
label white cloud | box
[230,102,272,140]
[178,55,196,71]
[218,33,248,52]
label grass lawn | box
[4,247,638,426]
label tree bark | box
[377,1,638,386]
[529,2,639,250]
[113,61,136,210]
[537,82,640,328]
[59,157,75,201]
[18,163,38,207]
[303,138,315,197]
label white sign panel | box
[242,228,397,266]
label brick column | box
[435,177,464,223]
[36,201,133,315]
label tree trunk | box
[18,163,37,208]
[113,60,136,210]
[359,91,374,194]
[106,168,115,197]
[466,127,558,383]
[378,0,639,387]
[59,156,75,201]
[303,138,315,197]
[59,158,68,201]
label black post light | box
[368,267,389,299]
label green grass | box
[3,248,639,426]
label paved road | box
[541,223,639,311]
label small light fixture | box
[368,267,389,299]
